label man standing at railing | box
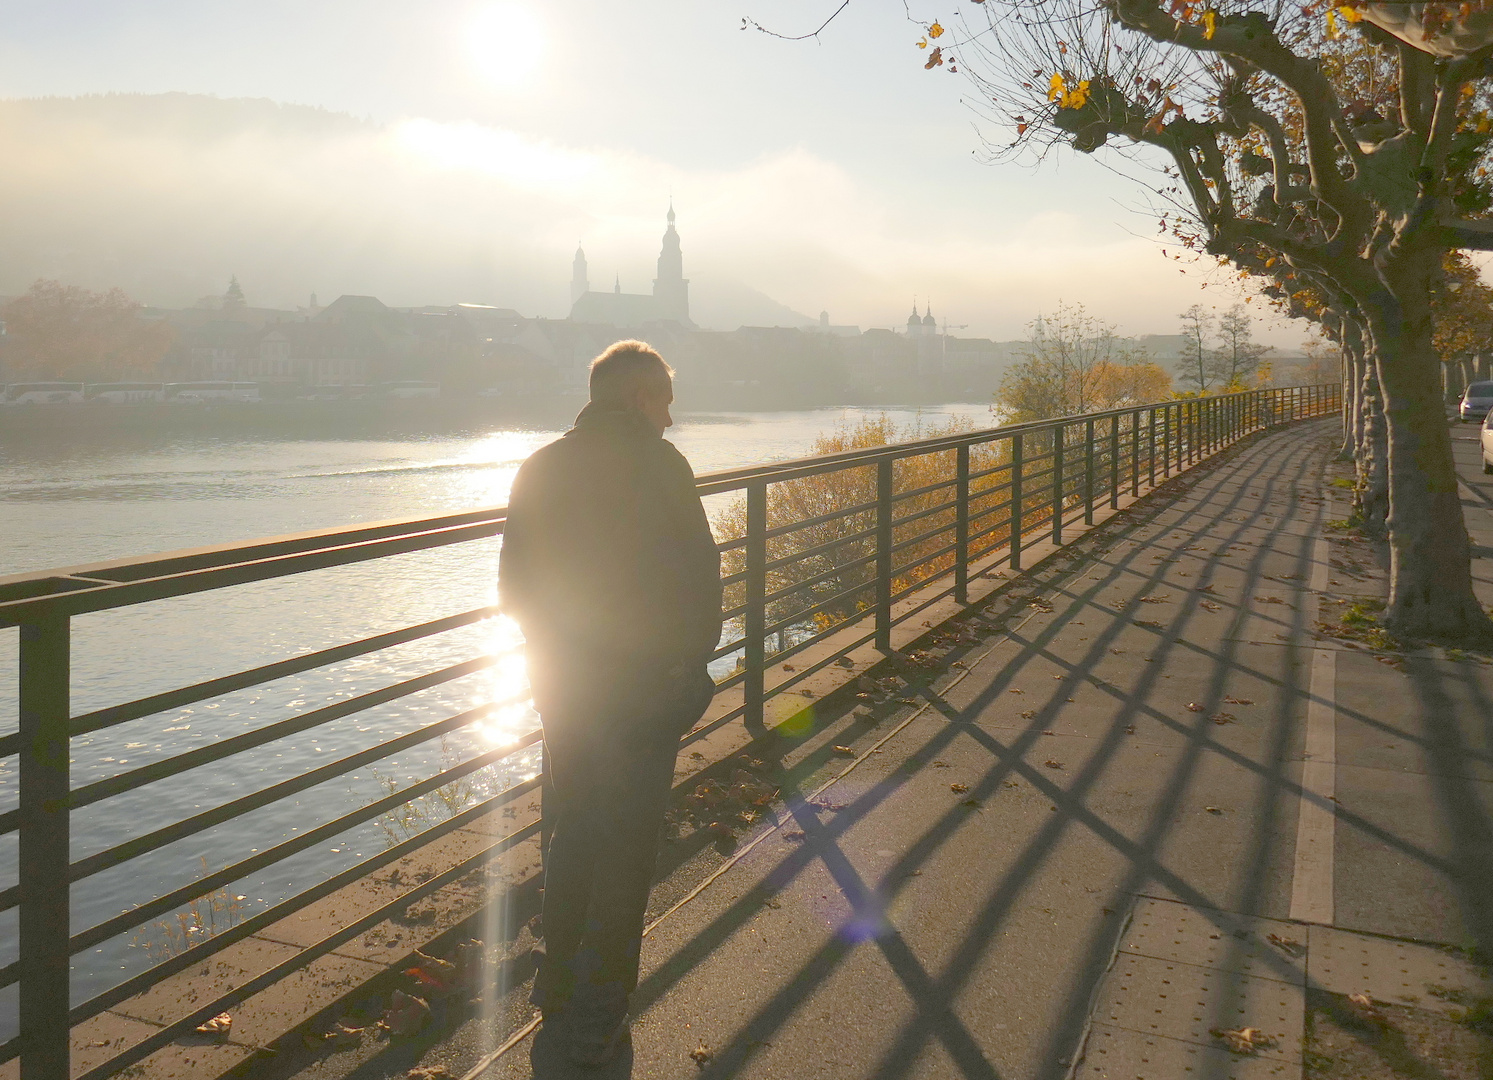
[499,339,722,1067]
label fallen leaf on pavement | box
[195,1013,232,1038]
[1267,933,1304,957]
[1255,596,1286,604]
[950,783,970,793]
[690,1044,713,1067]
[405,950,458,994]
[1211,712,1236,725]
[1205,806,1223,814]
[1043,759,1064,769]
[1211,1026,1276,1054]
[324,1021,365,1048]
[1139,594,1172,604]
[1348,992,1389,1026]
[1223,697,1254,705]
[831,745,855,756]
[380,991,430,1037]
[1186,702,1205,712]
[1200,600,1221,612]
[1020,709,1036,718]
[406,1068,453,1080]
[1009,688,1025,694]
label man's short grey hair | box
[588,340,674,408]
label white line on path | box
[1290,534,1337,925]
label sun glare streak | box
[475,614,539,747]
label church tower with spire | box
[652,201,690,324]
[570,245,590,305]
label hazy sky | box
[0,0,1318,344]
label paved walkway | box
[304,419,1493,1080]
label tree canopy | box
[1,280,174,381]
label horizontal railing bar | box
[764,551,877,604]
[764,498,877,541]
[69,606,498,738]
[0,516,507,626]
[890,517,956,557]
[73,819,541,1080]
[889,475,958,504]
[890,540,959,584]
[65,654,499,813]
[761,579,876,639]
[67,728,544,953]
[764,524,876,573]
[67,770,542,1029]
[0,388,1324,623]
[63,693,522,889]
[889,495,959,533]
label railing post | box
[1148,408,1158,487]
[1051,424,1064,545]
[19,614,71,1080]
[1162,404,1172,477]
[1190,400,1199,463]
[744,481,767,731]
[954,444,970,605]
[1130,409,1141,496]
[1109,415,1120,509]
[1009,433,1024,570]
[1083,416,1095,525]
[875,457,894,653]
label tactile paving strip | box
[1307,924,1493,1014]
[1121,898,1305,985]
[1094,953,1303,1063]
[1077,1023,1297,1079]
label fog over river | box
[0,402,995,1024]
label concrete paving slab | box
[1120,898,1304,985]
[1306,924,1492,1014]
[1092,953,1303,1063]
[1076,1023,1298,1079]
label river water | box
[0,401,996,1026]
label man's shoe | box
[566,981,629,1068]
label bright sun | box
[465,3,544,89]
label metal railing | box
[0,384,1337,1079]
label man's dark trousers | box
[532,656,715,1008]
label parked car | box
[1459,380,1493,422]
[1483,410,1493,474]
[375,380,440,399]
[85,382,165,404]
[1,381,85,404]
[164,381,261,404]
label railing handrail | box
[0,385,1306,627]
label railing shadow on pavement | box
[0,387,1340,1080]
[616,421,1491,1080]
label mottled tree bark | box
[1364,263,1489,639]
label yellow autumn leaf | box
[1048,72,1066,101]
[1325,8,1339,37]
[1202,10,1217,39]
[1265,256,1278,268]
[1066,79,1091,109]
[1337,5,1361,22]
[929,21,945,38]
[916,37,928,48]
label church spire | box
[653,201,689,324]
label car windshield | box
[1468,382,1493,396]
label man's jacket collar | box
[570,403,661,440]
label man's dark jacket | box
[499,404,722,679]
